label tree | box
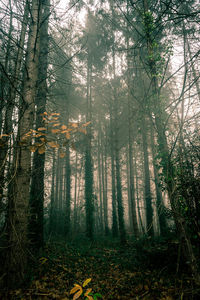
[140,0,200,281]
[29,0,50,252]
[5,0,43,286]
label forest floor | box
[1,237,200,299]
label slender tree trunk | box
[126,0,139,238]
[58,160,64,233]
[73,152,78,233]
[54,151,60,234]
[113,83,126,243]
[102,126,109,235]
[49,150,56,235]
[97,122,103,232]
[150,123,167,235]
[76,156,83,232]
[141,117,154,237]
[134,146,145,235]
[110,111,118,238]
[85,56,94,241]
[111,0,126,243]
[5,0,42,286]
[0,0,13,133]
[64,143,71,236]
[126,146,132,231]
[0,0,29,212]
[29,0,49,252]
[128,127,139,238]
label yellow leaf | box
[51,129,60,134]
[70,285,81,295]
[29,145,37,153]
[70,123,78,128]
[48,141,59,148]
[35,133,44,137]
[39,257,48,264]
[73,289,83,300]
[84,288,92,296]
[82,121,91,127]
[51,112,60,116]
[35,142,43,147]
[61,125,67,130]
[59,152,66,158]
[66,132,70,139]
[43,112,48,115]
[37,127,46,131]
[83,278,92,287]
[38,145,45,154]
[53,123,60,127]
[61,130,69,134]
[40,137,46,142]
[79,128,87,134]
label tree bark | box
[29,0,50,252]
[141,117,154,237]
[0,0,29,215]
[5,0,42,286]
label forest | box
[0,0,200,299]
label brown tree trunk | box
[29,0,50,252]
[5,0,42,286]
[0,0,29,215]
[141,117,154,237]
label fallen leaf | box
[83,278,92,287]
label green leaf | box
[93,293,103,300]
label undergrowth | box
[1,235,200,299]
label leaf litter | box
[2,240,200,299]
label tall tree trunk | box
[110,110,118,238]
[0,0,29,214]
[111,0,126,243]
[102,125,109,236]
[97,121,103,232]
[5,0,42,286]
[49,150,56,235]
[126,0,139,238]
[29,0,49,252]
[0,0,13,133]
[64,143,71,236]
[150,123,167,235]
[73,152,78,233]
[128,120,139,238]
[126,146,132,231]
[134,151,145,235]
[85,56,94,241]
[141,117,154,237]
[76,156,84,233]
[58,159,64,233]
